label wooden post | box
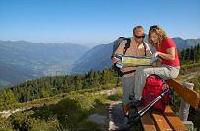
[179,82,194,121]
[179,82,194,131]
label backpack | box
[111,37,147,76]
[111,37,130,76]
[142,75,171,113]
[111,37,131,58]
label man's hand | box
[112,54,122,64]
[112,57,121,64]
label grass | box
[0,85,117,131]
[107,87,122,101]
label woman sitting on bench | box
[133,25,180,104]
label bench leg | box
[179,82,194,121]
[179,82,194,131]
[183,121,194,131]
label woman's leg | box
[134,66,172,100]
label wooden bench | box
[140,79,200,131]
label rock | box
[88,113,107,125]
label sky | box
[0,0,200,47]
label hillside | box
[1,39,200,130]
[0,63,200,130]
[0,65,200,130]
[0,68,121,130]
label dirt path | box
[108,101,127,130]
[0,107,31,118]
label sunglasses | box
[150,25,159,30]
[134,35,145,39]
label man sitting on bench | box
[111,26,152,118]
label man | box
[112,26,152,117]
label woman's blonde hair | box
[148,25,167,48]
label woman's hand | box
[155,51,160,56]
[150,52,159,65]
[156,47,176,61]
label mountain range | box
[0,40,89,87]
[0,37,200,87]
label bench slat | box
[151,112,173,131]
[141,113,157,131]
[164,106,187,131]
[166,79,200,108]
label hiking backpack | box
[111,37,131,76]
[111,37,131,59]
[142,75,171,113]
[111,37,147,76]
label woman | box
[133,25,180,102]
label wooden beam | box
[141,113,157,131]
[164,106,187,131]
[166,79,200,109]
[151,112,173,131]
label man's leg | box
[122,73,135,116]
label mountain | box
[71,43,113,73]
[173,37,200,50]
[71,37,200,73]
[0,40,89,87]
[1,37,199,87]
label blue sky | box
[0,0,200,46]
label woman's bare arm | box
[157,47,176,61]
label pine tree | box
[0,89,17,110]
[185,48,190,62]
[189,46,194,62]
[180,49,185,63]
[196,43,200,62]
[74,75,82,90]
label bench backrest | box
[166,79,200,109]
